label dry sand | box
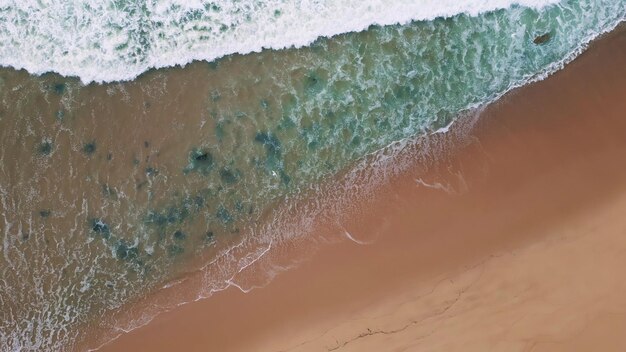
[97,25,626,352]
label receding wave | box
[0,0,558,83]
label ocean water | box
[0,0,624,350]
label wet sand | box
[97,25,626,352]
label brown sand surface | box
[97,25,626,352]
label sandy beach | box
[93,24,626,352]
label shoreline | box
[95,25,626,352]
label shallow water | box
[0,0,624,350]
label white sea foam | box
[0,0,558,83]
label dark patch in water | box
[216,206,233,224]
[279,116,297,130]
[52,82,66,95]
[151,205,191,225]
[90,218,111,239]
[144,141,150,148]
[195,152,211,162]
[533,32,551,45]
[219,168,239,184]
[145,167,158,177]
[37,141,53,156]
[304,72,323,93]
[174,204,190,223]
[185,149,214,175]
[21,232,29,241]
[279,170,291,185]
[39,210,51,218]
[146,211,168,227]
[83,142,96,155]
[173,230,186,241]
[205,231,214,242]
[194,195,204,207]
[107,153,113,161]
[254,132,282,157]
[116,240,139,261]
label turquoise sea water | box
[0,0,624,350]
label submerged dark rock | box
[533,33,551,45]
[90,218,111,239]
[304,71,325,93]
[185,149,214,175]
[39,210,51,218]
[305,73,319,88]
[38,141,53,156]
[83,142,96,155]
[145,167,158,176]
[195,152,211,162]
[173,230,186,240]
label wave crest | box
[0,0,557,83]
